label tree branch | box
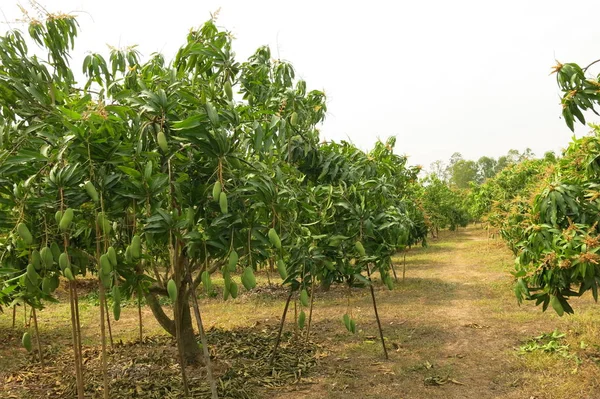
[583,58,600,73]
[144,291,175,336]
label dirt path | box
[274,226,600,399]
[1,226,598,399]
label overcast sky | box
[2,0,600,170]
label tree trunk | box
[366,264,388,360]
[390,260,399,283]
[137,291,143,342]
[32,307,44,367]
[180,304,200,364]
[145,291,201,364]
[269,288,294,367]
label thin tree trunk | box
[74,284,85,397]
[23,302,27,327]
[60,190,84,398]
[73,284,83,362]
[269,288,294,367]
[390,259,399,283]
[294,300,298,336]
[305,278,315,342]
[366,265,389,360]
[137,290,143,342]
[31,307,44,367]
[105,299,114,348]
[266,258,272,286]
[172,236,190,397]
[402,252,407,282]
[95,216,109,399]
[94,198,109,399]
[99,283,109,399]
[12,305,16,328]
[174,295,190,397]
[69,283,85,399]
[188,273,218,399]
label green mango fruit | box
[131,235,141,259]
[206,101,219,125]
[31,250,42,270]
[241,267,256,290]
[41,247,53,268]
[298,310,306,329]
[22,332,32,352]
[268,228,281,250]
[157,131,168,152]
[64,267,74,281]
[228,250,238,272]
[107,247,117,267]
[112,286,121,321]
[50,242,61,263]
[230,281,239,298]
[17,223,33,245]
[212,181,222,201]
[59,252,70,271]
[277,259,287,280]
[167,279,177,302]
[113,301,121,321]
[300,289,309,307]
[290,111,298,127]
[55,211,63,225]
[219,192,228,214]
[84,181,99,202]
[100,254,111,275]
[224,81,233,101]
[59,208,74,232]
[355,241,366,256]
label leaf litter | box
[3,326,320,398]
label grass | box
[1,225,599,398]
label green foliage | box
[508,129,600,314]
[496,58,600,315]
[553,61,600,132]
[448,153,478,189]
[467,158,551,238]
[518,330,568,354]
[0,12,427,339]
[420,176,469,235]
[430,149,536,190]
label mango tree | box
[0,8,429,398]
[509,60,600,314]
[420,176,469,237]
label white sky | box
[2,0,600,169]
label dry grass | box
[1,225,599,398]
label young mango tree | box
[508,59,600,315]
[511,130,600,315]
[271,136,427,358]
[420,176,469,237]
[0,8,429,397]
[468,158,552,248]
[0,11,329,398]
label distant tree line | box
[419,148,557,237]
[428,149,557,189]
